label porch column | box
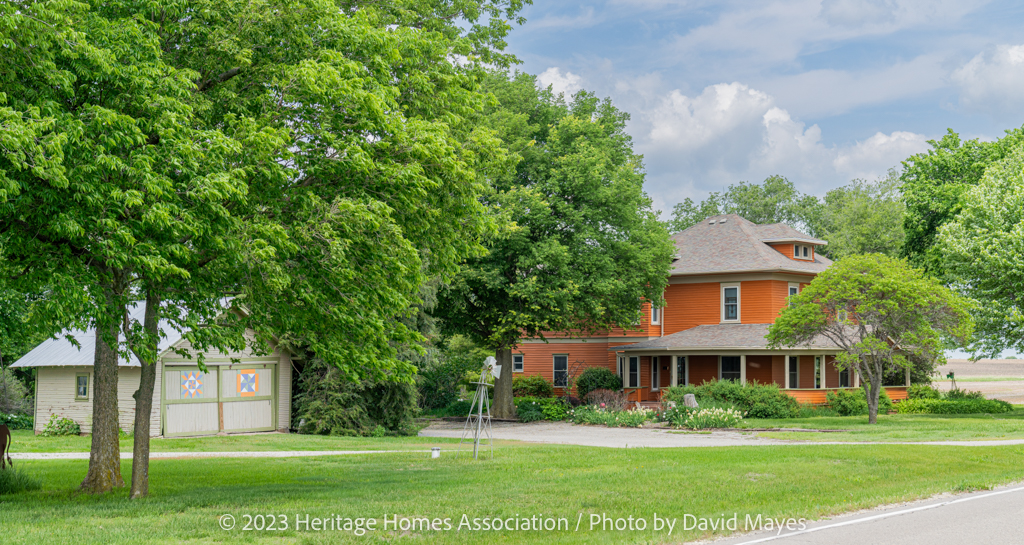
[740,355,747,385]
[853,361,860,388]
[783,354,790,389]
[820,355,826,389]
[905,366,911,387]
[671,356,678,387]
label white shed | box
[11,305,293,437]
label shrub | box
[0,413,33,430]
[514,397,568,422]
[575,368,622,400]
[896,398,1012,415]
[945,388,985,401]
[583,389,629,411]
[427,400,474,418]
[416,354,479,410]
[40,414,80,437]
[0,367,31,415]
[568,406,655,427]
[908,384,941,400]
[825,388,893,416]
[681,407,744,430]
[512,375,555,398]
[0,467,42,495]
[662,380,799,419]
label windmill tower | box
[459,356,501,459]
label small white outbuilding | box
[11,305,293,437]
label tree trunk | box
[492,348,515,419]
[130,291,160,499]
[80,320,125,493]
[865,375,882,425]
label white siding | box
[164,403,219,435]
[223,400,273,431]
[35,366,142,434]
[278,354,292,432]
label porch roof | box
[609,323,841,352]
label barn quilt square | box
[181,371,204,399]
[237,370,258,397]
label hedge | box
[662,380,799,419]
[512,375,555,398]
[896,398,1013,415]
[826,388,893,416]
[1,413,33,430]
[575,367,622,401]
[515,397,568,422]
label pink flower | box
[600,403,606,408]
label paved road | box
[712,482,1024,545]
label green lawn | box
[2,441,1024,544]
[746,409,1024,442]
[948,377,1024,382]
[7,429,460,453]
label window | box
[553,355,568,387]
[651,306,661,325]
[814,356,822,389]
[721,356,741,381]
[837,309,848,322]
[722,285,740,322]
[676,356,687,386]
[512,354,524,373]
[651,357,660,390]
[839,367,850,388]
[75,373,89,400]
[625,356,640,388]
[794,245,801,258]
[788,283,800,307]
[617,356,625,381]
[788,356,798,389]
[803,246,809,258]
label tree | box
[667,176,821,233]
[901,128,1024,275]
[434,72,675,418]
[811,172,906,260]
[938,146,1024,357]
[767,254,973,424]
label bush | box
[426,400,474,418]
[945,388,985,400]
[568,406,655,427]
[0,367,31,415]
[575,367,622,400]
[416,356,478,410]
[583,388,629,411]
[908,384,941,400]
[662,380,799,419]
[680,407,744,430]
[39,414,80,437]
[896,398,1012,415]
[512,375,554,398]
[825,388,893,416]
[0,467,42,495]
[294,358,419,437]
[514,397,568,422]
[0,413,33,430]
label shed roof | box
[11,303,184,368]
[611,323,841,352]
[670,214,831,276]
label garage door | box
[163,364,276,437]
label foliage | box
[938,146,1024,356]
[662,381,800,419]
[582,388,629,411]
[514,397,568,422]
[575,367,623,401]
[293,359,418,437]
[907,384,942,400]
[0,367,31,415]
[901,127,1024,275]
[945,388,986,401]
[0,414,33,430]
[424,400,475,418]
[809,173,906,260]
[434,71,675,418]
[416,336,488,410]
[896,398,1012,415]
[39,415,80,437]
[668,175,820,233]
[768,253,973,423]
[568,406,655,427]
[677,407,745,430]
[826,388,893,416]
[0,467,42,495]
[512,375,555,398]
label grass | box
[7,429,460,453]
[746,408,1024,442]
[2,439,1024,544]
[945,377,1024,382]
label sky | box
[503,1,1024,359]
[502,0,1024,216]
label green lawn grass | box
[7,429,460,453]
[2,441,1024,544]
[947,377,1024,382]
[747,408,1024,442]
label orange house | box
[515,214,909,404]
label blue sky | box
[503,0,1024,216]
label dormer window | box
[794,245,813,260]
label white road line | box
[733,484,1024,544]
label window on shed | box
[75,374,89,400]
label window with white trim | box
[814,356,822,389]
[512,354,524,373]
[837,309,848,322]
[651,357,660,390]
[788,283,800,307]
[720,356,741,381]
[788,356,799,389]
[624,356,640,388]
[651,305,661,325]
[553,355,568,387]
[722,284,740,322]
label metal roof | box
[11,303,184,368]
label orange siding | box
[799,355,816,388]
[742,280,777,323]
[769,243,796,259]
[689,355,719,385]
[664,282,720,333]
[746,355,773,384]
[771,355,786,385]
[786,386,908,405]
[518,341,616,388]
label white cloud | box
[953,44,1024,116]
[536,67,583,97]
[833,131,929,179]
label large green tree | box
[667,175,820,233]
[810,172,905,260]
[767,254,973,424]
[938,147,1024,357]
[1,0,524,495]
[434,72,675,418]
